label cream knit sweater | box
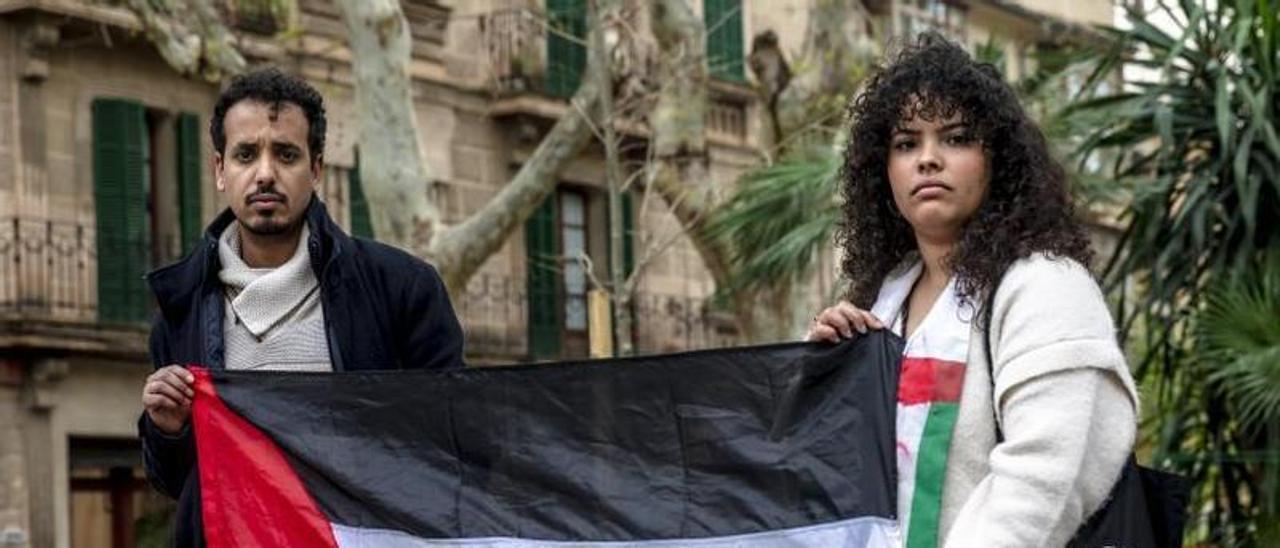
[217,224,332,372]
[937,254,1139,547]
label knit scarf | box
[871,261,973,548]
[217,224,318,339]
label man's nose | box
[251,154,276,187]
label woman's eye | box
[946,134,974,146]
[893,140,915,151]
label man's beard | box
[240,214,301,237]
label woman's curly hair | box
[837,32,1092,320]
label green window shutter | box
[526,194,561,359]
[545,0,587,98]
[622,192,635,277]
[705,0,745,82]
[176,113,203,255]
[93,98,151,325]
[349,150,375,239]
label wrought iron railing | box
[479,8,548,96]
[0,216,738,359]
[0,217,98,321]
[454,271,742,362]
[476,7,750,143]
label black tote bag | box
[981,277,1190,548]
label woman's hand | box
[806,301,886,342]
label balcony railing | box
[455,272,742,363]
[479,8,548,96]
[0,216,738,360]
[0,217,98,322]
[478,7,750,144]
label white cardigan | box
[935,254,1139,547]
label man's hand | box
[142,365,195,435]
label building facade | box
[0,0,1111,546]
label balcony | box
[0,215,738,363]
[454,271,742,365]
[478,7,752,148]
[0,216,150,358]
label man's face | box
[214,100,322,237]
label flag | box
[191,333,904,547]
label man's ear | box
[310,154,325,186]
[213,153,225,192]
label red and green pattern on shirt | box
[897,357,966,548]
[870,264,972,548]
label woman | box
[809,33,1138,547]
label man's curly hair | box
[211,67,327,161]
[837,32,1092,320]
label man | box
[139,68,464,544]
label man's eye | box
[279,149,298,163]
[234,149,255,162]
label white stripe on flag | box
[330,517,902,548]
[895,402,930,532]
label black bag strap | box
[982,269,1006,443]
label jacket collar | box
[147,195,348,317]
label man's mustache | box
[246,189,286,205]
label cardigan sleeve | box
[943,255,1139,547]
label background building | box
[0,1,1112,546]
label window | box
[69,437,173,548]
[526,188,634,360]
[176,113,203,254]
[705,0,745,82]
[526,193,561,359]
[93,99,151,325]
[93,99,200,325]
[545,0,587,98]
[560,191,589,354]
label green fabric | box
[526,195,561,358]
[704,0,745,82]
[545,0,587,98]
[93,98,151,325]
[907,402,960,548]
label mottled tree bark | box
[752,0,875,152]
[647,0,729,286]
[334,0,607,292]
[647,0,794,341]
[334,0,441,260]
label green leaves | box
[1200,254,1280,433]
[699,145,841,298]
[1067,0,1280,540]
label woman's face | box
[886,110,990,242]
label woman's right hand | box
[806,300,886,342]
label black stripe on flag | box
[210,333,902,542]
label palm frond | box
[1063,0,1280,540]
[700,145,841,298]
[1200,254,1280,432]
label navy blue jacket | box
[139,198,464,545]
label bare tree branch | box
[430,0,621,292]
